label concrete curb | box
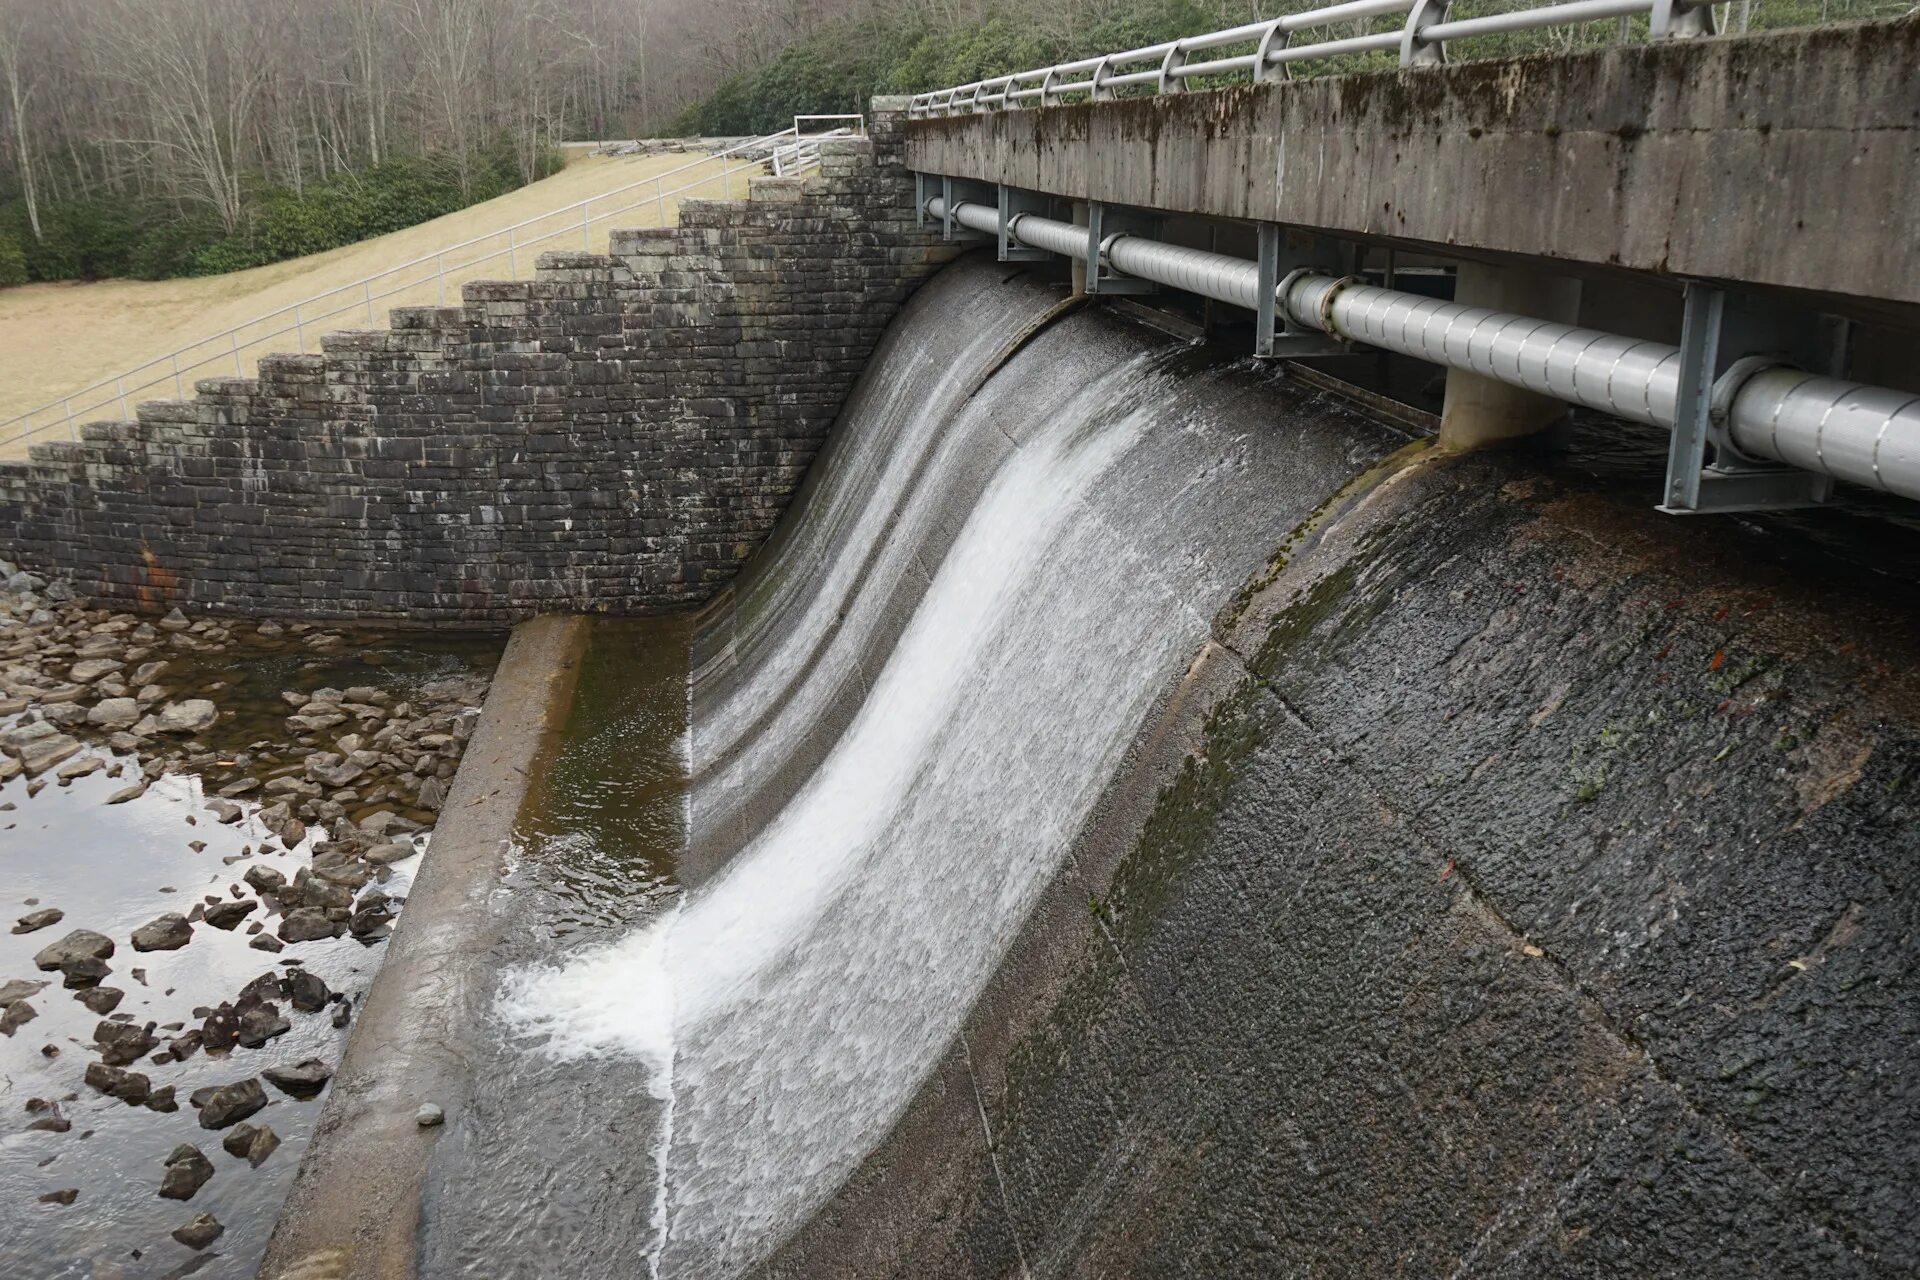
[260,614,590,1280]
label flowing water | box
[441,257,1409,1276]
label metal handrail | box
[907,0,1715,116]
[2,115,861,450]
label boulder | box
[68,658,123,683]
[243,865,287,894]
[171,1212,224,1249]
[222,1122,280,1167]
[86,697,140,730]
[156,699,218,733]
[281,967,331,1012]
[131,913,192,952]
[203,899,257,930]
[94,1019,157,1065]
[84,1062,152,1105]
[12,907,63,934]
[158,1144,215,1199]
[0,998,36,1035]
[262,1058,333,1099]
[193,1078,268,1129]
[33,928,114,973]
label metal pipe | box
[929,196,1920,501]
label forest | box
[0,0,1903,284]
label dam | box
[2,9,1918,1278]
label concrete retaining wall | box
[0,103,955,622]
[904,18,1920,313]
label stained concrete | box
[260,614,589,1280]
[905,18,1920,316]
[764,442,1920,1277]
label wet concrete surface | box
[764,442,1920,1277]
[259,615,594,1280]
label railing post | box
[172,354,184,399]
[363,281,375,325]
[437,253,446,304]
[295,303,306,352]
[63,397,74,441]
[508,229,518,277]
[583,200,591,251]
[116,376,128,420]
[1400,0,1451,66]
[231,332,243,376]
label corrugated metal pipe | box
[928,196,1920,503]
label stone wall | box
[0,101,956,622]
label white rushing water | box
[499,262,1392,1275]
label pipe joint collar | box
[1711,354,1792,465]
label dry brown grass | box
[0,149,748,458]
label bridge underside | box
[904,19,1920,327]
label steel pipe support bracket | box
[1660,285,1829,514]
[997,187,1052,262]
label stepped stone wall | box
[0,100,955,622]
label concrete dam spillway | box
[264,252,1920,1277]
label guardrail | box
[2,115,864,452]
[907,0,1722,116]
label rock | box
[262,1058,333,1099]
[279,818,308,848]
[86,697,140,729]
[158,1144,215,1199]
[348,896,396,939]
[54,754,103,783]
[243,865,287,894]
[158,608,191,632]
[131,913,192,952]
[364,841,415,865]
[146,1085,179,1113]
[194,1078,268,1130]
[416,776,448,809]
[206,799,243,824]
[0,998,36,1035]
[203,900,257,930]
[77,986,123,1015]
[171,1212,224,1249]
[19,733,80,776]
[68,658,123,683]
[34,929,114,973]
[59,957,111,989]
[249,933,285,953]
[39,1188,79,1206]
[0,978,47,1004]
[277,908,339,943]
[84,1062,152,1105]
[156,699,218,734]
[281,968,331,1012]
[104,781,148,804]
[13,908,63,934]
[236,1002,290,1048]
[132,660,168,684]
[222,1122,280,1167]
[331,999,351,1029]
[416,1102,444,1127]
[95,1019,158,1065]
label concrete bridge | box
[904,13,1920,514]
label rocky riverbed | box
[0,562,503,1278]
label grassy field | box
[0,149,747,458]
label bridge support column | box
[1439,263,1582,451]
[1070,201,1089,296]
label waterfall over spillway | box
[496,257,1407,1276]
